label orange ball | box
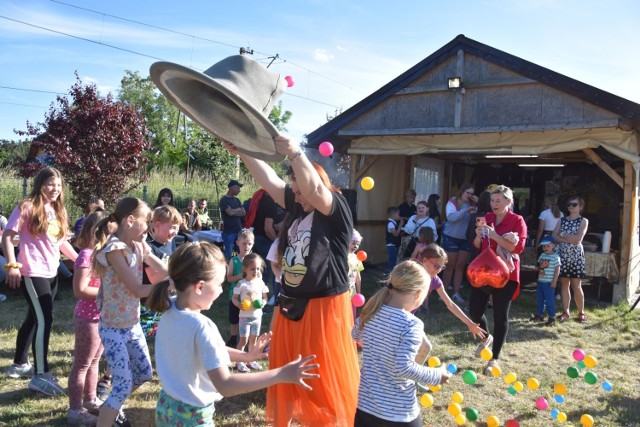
[356,250,368,262]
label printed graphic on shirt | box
[46,208,61,243]
[282,213,313,287]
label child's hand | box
[551,282,557,289]
[279,354,320,391]
[438,367,452,385]
[247,332,272,361]
[468,323,487,339]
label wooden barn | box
[306,34,640,304]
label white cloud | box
[336,45,348,52]
[313,49,334,62]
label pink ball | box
[535,397,549,411]
[284,75,294,87]
[319,141,334,157]
[572,348,586,361]
[352,293,365,307]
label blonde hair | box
[490,185,514,204]
[152,205,183,224]
[237,228,254,242]
[146,242,226,313]
[75,208,107,249]
[358,260,430,329]
[21,167,70,239]
[242,253,265,277]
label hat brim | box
[150,61,285,162]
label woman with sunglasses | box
[552,196,589,323]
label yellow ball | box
[455,413,466,425]
[487,414,500,427]
[580,414,594,427]
[448,402,462,417]
[361,177,375,191]
[480,348,493,361]
[429,384,442,393]
[584,355,598,369]
[558,412,568,422]
[240,299,252,311]
[491,365,502,377]
[513,381,524,392]
[427,356,441,368]
[504,372,517,384]
[527,377,540,390]
[554,382,568,395]
[419,393,434,408]
[452,391,464,404]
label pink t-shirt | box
[6,202,65,278]
[73,248,101,320]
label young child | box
[531,236,561,326]
[410,227,436,263]
[348,229,365,319]
[2,167,78,396]
[225,228,254,348]
[385,207,404,275]
[232,253,269,373]
[92,197,168,427]
[146,241,319,427]
[417,244,487,340]
[352,260,451,426]
[67,208,107,425]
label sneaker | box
[28,372,65,397]
[67,408,98,426]
[545,317,556,327]
[248,361,263,371]
[113,409,131,427]
[484,359,499,376]
[530,314,544,322]
[236,362,250,373]
[83,398,103,415]
[452,293,466,304]
[6,363,34,379]
[0,293,7,302]
[96,376,111,401]
[475,335,494,358]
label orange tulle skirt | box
[266,292,360,426]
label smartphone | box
[476,216,486,227]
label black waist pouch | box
[278,293,309,321]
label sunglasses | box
[429,260,446,271]
[567,202,579,207]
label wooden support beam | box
[353,155,379,182]
[582,148,623,188]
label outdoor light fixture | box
[448,77,461,89]
[518,164,565,168]
[485,155,539,159]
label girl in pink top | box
[66,208,107,426]
[1,167,78,397]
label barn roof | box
[306,34,640,149]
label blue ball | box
[551,409,560,419]
[602,380,613,391]
[554,394,565,404]
[447,363,458,374]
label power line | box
[0,85,66,95]
[0,101,49,108]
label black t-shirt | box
[398,201,417,220]
[219,195,242,233]
[142,237,175,284]
[281,185,353,299]
[252,192,277,238]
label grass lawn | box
[1,266,639,426]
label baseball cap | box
[227,179,243,188]
[539,235,555,246]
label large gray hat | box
[150,55,286,162]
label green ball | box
[466,407,479,421]
[508,386,517,395]
[584,371,598,385]
[253,299,265,308]
[577,360,586,369]
[462,370,478,385]
[567,366,580,378]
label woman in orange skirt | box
[225,135,359,426]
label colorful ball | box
[580,414,594,427]
[480,348,493,361]
[452,391,464,404]
[577,360,586,369]
[356,250,368,262]
[318,141,334,157]
[505,419,520,427]
[447,363,458,374]
[554,394,566,404]
[584,355,598,369]
[351,293,365,307]
[558,412,568,422]
[551,409,560,419]
[535,397,549,410]
[284,75,295,87]
[572,348,586,361]
[602,380,613,391]
[455,414,466,425]
[554,383,568,395]
[240,299,252,311]
[360,177,375,191]
[491,365,502,377]
[462,370,478,385]
[427,356,441,368]
[513,381,524,392]
[465,407,479,421]
[487,415,500,427]
[429,384,442,393]
[448,402,462,416]
[252,299,264,308]
[504,372,517,384]
[527,377,540,390]
[419,393,433,408]
[584,371,598,385]
[567,366,580,378]
[508,385,517,396]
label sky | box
[1,0,639,145]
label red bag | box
[244,189,265,229]
[466,247,510,289]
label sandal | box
[577,312,588,323]
[557,312,570,322]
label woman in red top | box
[470,185,527,375]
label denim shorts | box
[442,234,471,253]
[238,316,262,337]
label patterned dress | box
[557,216,586,278]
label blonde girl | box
[232,253,269,373]
[417,244,487,338]
[67,208,107,426]
[225,228,254,348]
[2,167,78,396]
[352,260,451,426]
[147,242,319,427]
[92,197,168,427]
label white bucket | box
[601,231,612,254]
